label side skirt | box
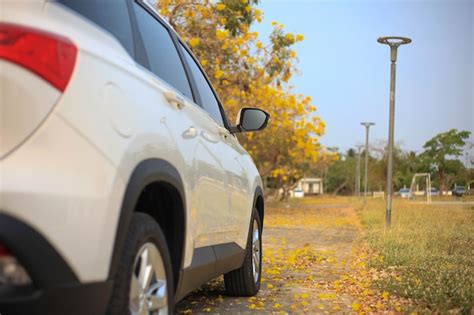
[174,242,245,302]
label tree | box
[324,149,358,195]
[419,129,471,192]
[157,0,326,190]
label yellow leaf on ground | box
[351,302,360,311]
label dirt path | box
[176,204,364,314]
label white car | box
[0,1,269,314]
[399,188,412,199]
[293,188,305,198]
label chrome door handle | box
[163,90,185,109]
[182,126,198,139]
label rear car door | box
[131,1,231,250]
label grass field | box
[177,195,473,313]
[360,198,474,313]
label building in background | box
[296,178,324,195]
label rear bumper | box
[0,213,112,315]
[0,281,112,315]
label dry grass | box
[360,198,474,313]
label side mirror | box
[230,108,270,133]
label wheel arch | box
[108,158,186,292]
[253,186,264,226]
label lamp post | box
[355,145,363,196]
[361,122,375,206]
[377,36,412,227]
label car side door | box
[130,0,229,262]
[178,44,251,250]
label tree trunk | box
[438,170,446,195]
[333,180,348,195]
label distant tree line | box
[316,129,472,195]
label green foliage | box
[322,129,472,195]
[218,0,259,36]
[421,129,470,160]
[419,129,471,191]
[325,154,356,194]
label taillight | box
[0,242,31,286]
[0,22,77,92]
[0,243,9,256]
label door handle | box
[182,126,198,139]
[163,90,185,109]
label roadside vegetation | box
[324,129,472,196]
[360,198,474,313]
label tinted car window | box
[179,44,224,126]
[59,0,134,56]
[133,3,193,99]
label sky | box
[253,0,473,155]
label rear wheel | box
[224,210,262,296]
[108,213,173,315]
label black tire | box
[107,213,174,315]
[224,209,262,296]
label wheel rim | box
[129,242,168,315]
[251,218,261,283]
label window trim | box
[58,0,135,58]
[131,0,232,131]
[176,39,232,130]
[131,0,196,102]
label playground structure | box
[410,173,432,204]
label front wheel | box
[224,210,262,296]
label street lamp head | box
[378,36,412,62]
[361,122,375,128]
[377,36,412,47]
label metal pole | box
[361,122,375,206]
[386,60,396,226]
[378,36,412,227]
[356,145,362,196]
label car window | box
[58,0,134,57]
[179,44,225,126]
[132,3,193,99]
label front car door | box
[178,44,250,251]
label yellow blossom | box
[216,3,225,11]
[188,37,200,47]
[215,29,229,40]
[285,33,294,42]
[214,69,224,79]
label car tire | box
[107,213,174,315]
[224,209,262,296]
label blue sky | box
[253,0,473,154]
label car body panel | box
[0,0,263,290]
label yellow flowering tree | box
[158,0,327,188]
